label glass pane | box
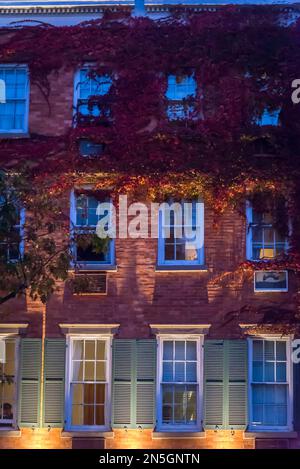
[95,406,105,426]
[264,227,275,244]
[175,243,186,261]
[84,362,95,381]
[265,362,275,382]
[72,405,83,426]
[265,341,275,361]
[186,342,197,360]
[186,362,197,382]
[175,341,185,360]
[96,341,106,360]
[276,342,286,361]
[185,243,198,261]
[253,361,263,382]
[73,340,84,360]
[83,406,94,425]
[83,384,94,405]
[72,361,83,381]
[163,341,173,360]
[162,362,173,382]
[162,386,173,404]
[174,362,185,382]
[276,363,286,383]
[85,340,95,360]
[162,405,172,423]
[253,340,263,361]
[95,384,105,405]
[174,405,185,423]
[186,386,197,423]
[164,243,175,260]
[72,384,83,405]
[96,362,106,381]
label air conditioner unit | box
[78,139,105,158]
[0,339,5,364]
[254,270,288,293]
[72,271,107,295]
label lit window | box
[158,338,202,430]
[166,74,197,120]
[70,191,114,267]
[0,338,17,428]
[246,201,288,261]
[249,338,291,430]
[75,68,112,124]
[158,200,204,266]
[255,108,280,127]
[0,66,29,133]
[67,337,111,430]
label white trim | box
[247,336,293,432]
[156,334,204,432]
[0,64,29,135]
[65,334,112,432]
[254,270,288,293]
[0,337,19,430]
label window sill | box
[244,431,298,439]
[69,265,117,272]
[155,265,208,272]
[0,429,21,437]
[61,431,114,439]
[0,132,30,139]
[152,431,205,439]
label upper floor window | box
[157,337,202,430]
[0,338,17,428]
[246,200,288,261]
[255,108,281,127]
[249,338,291,431]
[70,191,114,268]
[74,68,112,125]
[66,337,111,430]
[0,66,29,134]
[166,74,197,120]
[158,200,204,266]
[0,194,24,262]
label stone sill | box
[68,266,118,272]
[0,133,30,139]
[0,430,21,437]
[152,431,205,439]
[155,265,208,272]
[244,431,298,439]
[61,431,114,439]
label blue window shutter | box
[112,339,134,428]
[227,340,248,429]
[43,338,66,428]
[204,340,225,429]
[136,340,156,428]
[294,362,300,431]
[18,338,42,428]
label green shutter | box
[227,340,247,429]
[43,338,66,428]
[112,339,156,429]
[204,339,247,430]
[294,361,300,431]
[112,340,134,428]
[204,340,225,429]
[136,340,156,427]
[18,338,42,428]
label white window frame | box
[73,66,112,126]
[166,74,197,121]
[0,64,29,134]
[70,189,115,269]
[248,335,293,432]
[65,334,112,432]
[0,335,19,430]
[156,334,204,432]
[254,270,288,293]
[157,201,204,266]
[246,201,289,261]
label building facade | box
[0,0,300,450]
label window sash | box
[0,67,29,133]
[0,338,17,426]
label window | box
[0,338,17,428]
[67,337,111,430]
[158,200,204,266]
[157,337,202,430]
[254,270,288,293]
[166,74,197,120]
[0,194,24,262]
[0,66,29,133]
[249,338,292,431]
[74,68,112,124]
[246,202,288,260]
[70,191,114,267]
[255,108,280,127]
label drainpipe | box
[132,0,146,17]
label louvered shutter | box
[204,340,225,429]
[227,340,248,429]
[18,338,42,427]
[112,340,134,428]
[136,340,156,427]
[43,338,66,428]
[294,361,300,431]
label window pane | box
[265,341,275,361]
[174,362,185,382]
[73,340,84,360]
[85,340,95,360]
[96,362,106,381]
[186,342,197,360]
[72,384,83,405]
[163,341,173,360]
[72,361,83,381]
[83,384,94,404]
[265,362,275,382]
[276,363,286,383]
[84,362,95,381]
[276,342,286,361]
[96,341,106,360]
[175,341,185,360]
[186,362,197,382]
[72,405,83,426]
[162,362,173,382]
